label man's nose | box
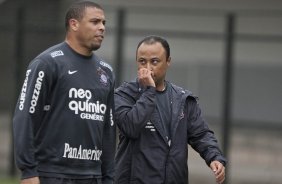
[146,63,152,71]
[99,22,105,31]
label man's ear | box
[69,19,79,31]
[167,56,171,66]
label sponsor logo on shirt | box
[110,108,114,126]
[99,60,113,71]
[19,69,31,110]
[63,143,102,161]
[50,50,64,58]
[68,70,77,75]
[145,121,156,131]
[29,71,45,113]
[68,88,107,121]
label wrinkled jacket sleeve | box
[114,84,156,139]
[186,97,227,166]
[13,58,53,179]
[101,78,116,184]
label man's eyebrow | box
[151,57,159,59]
[90,17,106,23]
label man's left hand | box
[210,160,225,184]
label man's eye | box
[91,20,102,25]
[152,60,158,64]
[138,60,146,64]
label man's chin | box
[91,44,101,51]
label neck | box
[65,39,93,57]
[156,81,166,92]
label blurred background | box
[0,0,281,183]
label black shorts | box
[40,177,102,184]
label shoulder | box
[98,59,113,72]
[115,81,151,103]
[169,82,198,101]
[116,81,138,94]
[169,82,193,96]
[95,57,115,80]
[30,42,65,66]
[37,42,65,60]
[26,43,67,75]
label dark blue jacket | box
[114,81,226,184]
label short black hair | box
[65,1,104,30]
[136,35,170,60]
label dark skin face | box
[66,7,106,56]
[136,42,171,91]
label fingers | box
[138,68,153,78]
[214,167,225,184]
[138,68,155,87]
[210,161,225,184]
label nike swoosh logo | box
[68,70,77,75]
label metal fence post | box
[114,8,126,87]
[222,13,236,184]
[9,0,26,176]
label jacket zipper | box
[164,136,171,184]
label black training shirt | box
[13,42,116,182]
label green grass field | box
[0,177,18,184]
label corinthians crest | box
[97,67,109,86]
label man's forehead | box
[84,7,105,18]
[138,43,164,52]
